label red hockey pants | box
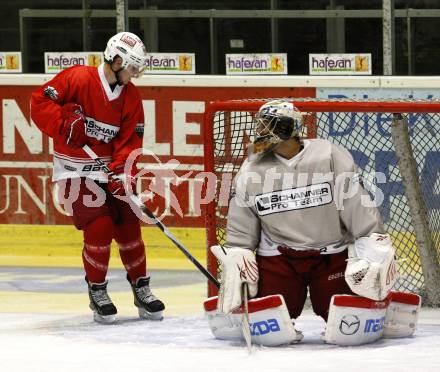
[257,247,354,322]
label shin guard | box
[82,216,113,283]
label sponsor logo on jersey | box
[81,164,105,172]
[254,182,333,216]
[249,319,280,336]
[43,86,59,101]
[135,123,144,138]
[64,165,77,171]
[364,317,385,333]
[85,117,120,143]
[339,314,360,335]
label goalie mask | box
[104,32,148,78]
[251,100,303,156]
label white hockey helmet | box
[252,100,303,154]
[104,32,148,76]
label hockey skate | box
[86,279,117,324]
[127,275,165,320]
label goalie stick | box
[82,144,220,289]
[241,283,252,353]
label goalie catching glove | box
[345,233,398,301]
[211,245,259,313]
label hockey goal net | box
[203,98,440,305]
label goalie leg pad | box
[324,294,388,346]
[204,294,303,346]
[383,291,421,338]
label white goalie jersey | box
[225,139,385,255]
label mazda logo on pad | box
[339,315,360,335]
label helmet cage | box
[250,100,303,155]
[254,115,296,143]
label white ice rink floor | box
[1,267,439,372]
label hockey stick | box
[82,145,220,289]
[241,283,252,353]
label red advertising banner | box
[0,83,315,227]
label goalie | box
[205,100,420,346]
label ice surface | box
[1,267,439,371]
[1,309,439,372]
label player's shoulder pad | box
[62,64,90,77]
[296,139,333,169]
[304,138,333,156]
[122,82,142,103]
[55,65,94,89]
[329,141,356,173]
[46,65,82,83]
[240,157,252,171]
[236,157,262,180]
[63,64,85,73]
[233,158,252,196]
[330,141,354,161]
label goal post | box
[203,98,440,305]
[391,114,440,305]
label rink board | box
[0,224,423,280]
[1,76,439,281]
[0,224,206,270]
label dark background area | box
[1,0,440,74]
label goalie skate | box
[87,279,117,324]
[128,275,165,320]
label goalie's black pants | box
[256,248,354,322]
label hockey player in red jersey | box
[205,100,420,346]
[30,32,165,324]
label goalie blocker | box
[205,292,421,346]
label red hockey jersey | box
[31,64,144,181]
